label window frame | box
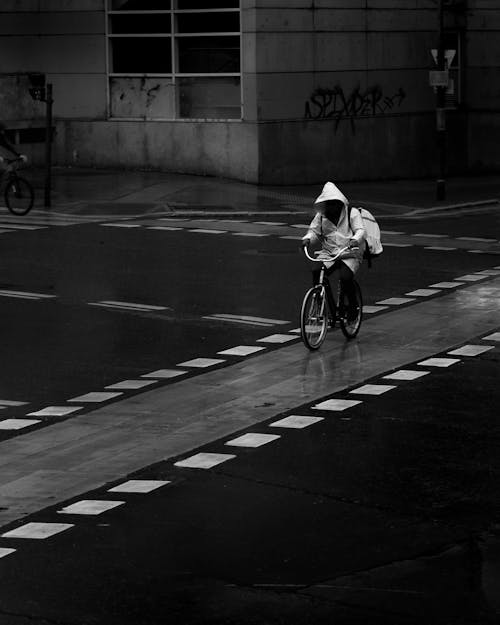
[105,1,242,121]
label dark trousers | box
[312,261,356,312]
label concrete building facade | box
[0,0,499,184]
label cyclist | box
[0,123,26,162]
[301,181,366,321]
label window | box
[106,0,241,120]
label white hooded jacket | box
[302,182,366,273]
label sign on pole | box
[431,49,456,68]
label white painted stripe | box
[2,522,74,539]
[383,370,429,381]
[27,406,82,417]
[254,221,286,226]
[468,249,500,255]
[280,235,304,241]
[0,418,40,430]
[99,300,167,311]
[350,384,396,395]
[412,233,448,238]
[376,297,415,305]
[174,452,236,469]
[257,334,298,344]
[102,223,141,228]
[405,289,441,297]
[232,232,269,237]
[270,415,324,429]
[428,282,464,289]
[0,548,16,558]
[447,344,495,357]
[0,223,44,230]
[225,433,280,448]
[383,242,413,247]
[457,236,497,242]
[417,357,460,368]
[105,379,157,390]
[482,332,500,342]
[0,289,55,299]
[456,274,488,282]
[210,313,289,325]
[363,305,389,313]
[188,229,227,234]
[0,292,40,300]
[380,230,405,235]
[217,345,266,356]
[290,224,310,229]
[203,315,272,327]
[425,246,457,251]
[58,500,125,516]
[312,399,362,411]
[289,328,302,334]
[475,269,500,275]
[141,369,187,379]
[109,480,170,493]
[177,358,225,368]
[147,226,183,231]
[68,392,122,403]
[0,399,28,407]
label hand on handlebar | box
[19,154,27,163]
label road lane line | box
[0,400,28,407]
[141,369,187,379]
[217,346,266,356]
[1,523,74,539]
[425,246,457,251]
[108,480,170,494]
[225,433,280,448]
[382,370,429,381]
[68,392,123,403]
[105,380,157,390]
[312,399,362,412]
[58,500,125,516]
[0,289,55,300]
[406,289,441,297]
[177,358,225,368]
[349,384,396,395]
[174,453,236,469]
[188,229,227,234]
[0,419,40,430]
[482,332,500,341]
[257,334,298,344]
[417,357,460,368]
[269,415,324,429]
[428,282,465,289]
[376,297,415,305]
[97,300,168,311]
[27,406,82,417]
[447,345,495,357]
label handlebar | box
[0,155,27,169]
[303,245,354,263]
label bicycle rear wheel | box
[339,280,363,339]
[300,286,328,350]
[5,176,34,216]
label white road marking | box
[174,452,236,469]
[232,232,269,237]
[58,500,125,516]
[141,369,187,379]
[217,346,266,356]
[456,274,488,282]
[269,415,324,429]
[0,418,40,430]
[2,522,74,539]
[312,399,362,411]
[383,242,413,247]
[349,384,396,395]
[425,246,456,251]
[405,289,441,297]
[254,221,286,226]
[482,332,500,342]
[475,269,500,275]
[381,230,405,235]
[290,224,310,229]
[280,235,303,241]
[0,399,28,407]
[383,370,429,381]
[376,297,415,305]
[177,358,225,368]
[27,406,82,417]
[417,357,460,368]
[468,250,500,255]
[0,223,44,230]
[147,226,183,231]
[257,334,298,344]
[289,328,301,334]
[0,548,15,558]
[108,480,170,493]
[68,392,123,403]
[105,379,157,390]
[102,223,141,228]
[457,236,497,242]
[447,344,495,357]
[428,282,465,289]
[92,300,167,311]
[363,305,389,313]
[0,289,55,300]
[225,433,280,448]
[188,229,227,234]
[204,313,289,327]
[412,233,448,238]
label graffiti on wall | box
[304,85,406,133]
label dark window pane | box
[178,76,240,119]
[111,0,171,9]
[177,0,238,8]
[111,14,171,33]
[177,11,239,33]
[111,38,172,73]
[177,36,239,73]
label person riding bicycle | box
[301,181,366,322]
[0,123,26,162]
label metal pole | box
[436,0,446,201]
[44,83,53,208]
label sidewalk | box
[29,166,500,217]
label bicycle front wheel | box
[300,286,328,350]
[5,176,34,216]
[339,280,363,339]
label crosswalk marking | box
[376,297,415,305]
[406,289,441,297]
[417,357,460,368]
[312,399,362,411]
[269,415,324,429]
[108,480,170,493]
[225,433,280,448]
[174,452,236,469]
[257,334,298,344]
[447,344,495,357]
[0,548,16,558]
[217,346,266,356]
[382,370,429,381]
[428,282,464,289]
[177,358,225,368]
[0,399,28,407]
[349,384,396,395]
[456,274,488,282]
[105,379,157,390]
[1,522,74,539]
[0,418,40,430]
[68,392,122,403]
[141,369,187,379]
[0,289,56,300]
[482,332,500,342]
[58,500,125,516]
[363,305,389,313]
[27,406,81,417]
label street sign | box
[429,70,449,88]
[431,49,456,68]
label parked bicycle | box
[0,156,34,216]
[300,246,363,350]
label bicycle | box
[0,156,34,216]
[300,246,363,350]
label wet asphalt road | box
[0,207,499,624]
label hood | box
[314,182,349,208]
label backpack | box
[350,207,383,268]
